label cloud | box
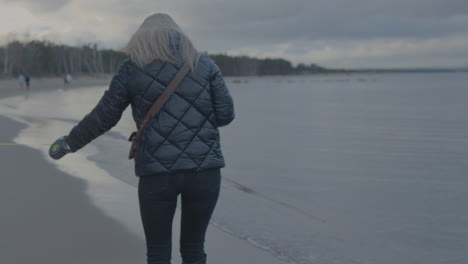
[1,0,72,13]
[225,35,468,68]
[0,0,467,67]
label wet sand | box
[0,115,147,263]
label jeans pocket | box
[138,174,170,197]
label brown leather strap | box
[128,62,191,159]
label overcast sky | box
[0,0,467,68]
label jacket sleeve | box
[210,63,235,127]
[66,60,134,152]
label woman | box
[49,13,235,264]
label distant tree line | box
[0,40,127,77]
[0,40,331,77]
[209,54,328,76]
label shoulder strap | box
[128,62,191,159]
[139,62,191,130]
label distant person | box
[64,73,72,85]
[48,13,235,264]
[66,73,72,84]
[18,74,25,90]
[25,76,30,90]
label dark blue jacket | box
[66,55,235,177]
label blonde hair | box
[124,13,200,70]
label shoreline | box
[0,74,113,99]
[1,71,463,99]
[0,79,289,263]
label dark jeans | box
[138,168,221,264]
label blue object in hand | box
[49,136,72,160]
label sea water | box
[1,72,467,264]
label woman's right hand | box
[49,136,73,160]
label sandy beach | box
[0,77,287,264]
[0,115,147,263]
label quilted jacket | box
[66,54,235,177]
